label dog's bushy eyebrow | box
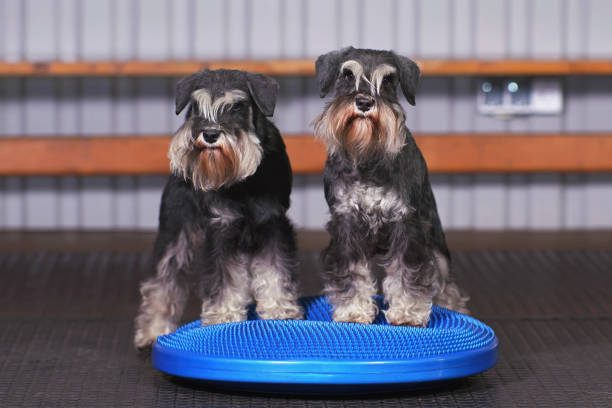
[191,89,248,122]
[370,64,397,95]
[340,60,365,92]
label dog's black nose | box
[355,95,375,112]
[202,130,220,144]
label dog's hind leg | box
[134,231,191,348]
[432,251,470,314]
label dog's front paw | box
[201,310,247,326]
[331,299,377,324]
[133,321,174,348]
[257,300,303,320]
[385,302,431,327]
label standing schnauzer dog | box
[134,69,302,348]
[313,47,469,327]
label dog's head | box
[169,69,279,191]
[313,47,420,162]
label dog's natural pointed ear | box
[315,46,353,98]
[246,73,279,117]
[175,71,204,115]
[393,53,420,106]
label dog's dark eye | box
[383,75,394,85]
[342,69,355,80]
[230,101,247,112]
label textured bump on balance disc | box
[152,296,498,394]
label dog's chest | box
[332,181,412,225]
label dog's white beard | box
[168,124,263,191]
[313,100,406,161]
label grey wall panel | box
[250,0,281,58]
[113,0,136,60]
[57,78,79,134]
[528,174,563,229]
[136,176,165,229]
[527,114,563,132]
[194,0,225,58]
[81,176,113,229]
[449,175,474,229]
[3,178,25,229]
[585,174,612,229]
[24,78,56,135]
[563,174,585,228]
[0,0,4,59]
[282,0,305,57]
[586,0,612,57]
[395,0,417,56]
[418,0,451,58]
[114,78,136,133]
[1,0,24,61]
[170,0,192,59]
[275,77,307,133]
[473,174,506,229]
[81,78,113,134]
[58,177,79,229]
[114,176,137,229]
[338,0,359,48]
[507,174,529,229]
[227,0,248,58]
[584,77,612,132]
[474,0,505,58]
[2,78,25,134]
[564,76,586,131]
[136,78,171,133]
[362,0,395,50]
[416,78,452,132]
[565,0,586,58]
[531,0,563,58]
[305,0,337,58]
[25,0,56,61]
[25,177,57,229]
[80,0,112,59]
[451,77,474,132]
[451,0,473,58]
[300,174,328,230]
[59,4,75,60]
[137,0,170,60]
[508,0,528,57]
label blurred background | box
[1,0,611,232]
[2,3,612,405]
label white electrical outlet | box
[477,78,563,116]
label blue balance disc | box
[153,296,498,394]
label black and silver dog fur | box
[134,69,302,348]
[313,47,469,327]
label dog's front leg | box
[134,231,191,348]
[322,217,377,324]
[380,223,435,327]
[200,253,252,326]
[250,216,302,320]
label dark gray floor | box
[1,248,611,407]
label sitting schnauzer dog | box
[134,69,302,348]
[313,47,469,327]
